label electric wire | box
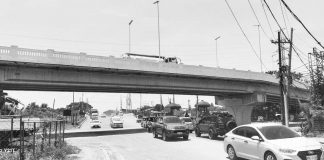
[260,0,275,39]
[278,0,289,36]
[225,0,268,70]
[247,0,271,40]
[263,0,310,72]
[280,0,324,50]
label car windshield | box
[181,118,192,122]
[164,117,181,123]
[258,125,300,140]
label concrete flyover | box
[0,45,310,125]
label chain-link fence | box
[0,115,65,160]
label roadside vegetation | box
[0,141,80,160]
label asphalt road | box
[67,114,141,133]
[66,132,229,160]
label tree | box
[154,104,164,111]
[66,102,93,114]
[308,51,324,107]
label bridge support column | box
[214,96,220,105]
[218,97,254,125]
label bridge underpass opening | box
[2,90,227,133]
[1,89,309,128]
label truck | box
[164,103,183,116]
[192,101,237,139]
[90,109,99,120]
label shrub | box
[0,151,19,160]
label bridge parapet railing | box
[0,45,111,66]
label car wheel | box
[162,131,168,141]
[265,152,277,160]
[183,134,189,140]
[195,128,201,137]
[227,145,238,160]
[208,129,216,140]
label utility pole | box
[272,29,293,126]
[160,94,163,105]
[129,20,133,53]
[52,98,56,120]
[215,36,221,67]
[254,25,262,72]
[196,95,199,105]
[277,31,286,126]
[286,28,294,118]
[140,94,142,108]
[153,1,161,59]
[172,94,175,103]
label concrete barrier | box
[65,128,147,138]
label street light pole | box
[153,1,161,59]
[215,36,221,67]
[128,20,133,53]
[254,24,262,72]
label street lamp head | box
[153,1,159,4]
[129,20,133,25]
[215,36,221,40]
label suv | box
[195,112,237,139]
[152,116,189,141]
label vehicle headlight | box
[279,148,297,154]
[165,125,174,130]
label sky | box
[1,0,323,112]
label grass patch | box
[29,141,80,160]
[0,152,19,160]
[1,141,80,160]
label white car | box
[110,116,124,128]
[90,120,101,128]
[224,123,323,160]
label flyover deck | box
[0,45,304,88]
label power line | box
[247,0,271,40]
[260,0,275,39]
[263,0,310,72]
[225,0,268,70]
[280,0,324,50]
[291,63,310,71]
[278,0,289,36]
[262,0,288,40]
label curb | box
[64,128,146,138]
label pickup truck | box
[152,116,189,141]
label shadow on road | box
[155,137,192,142]
[198,135,224,141]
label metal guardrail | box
[0,115,66,160]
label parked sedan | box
[224,123,323,160]
[110,116,124,128]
